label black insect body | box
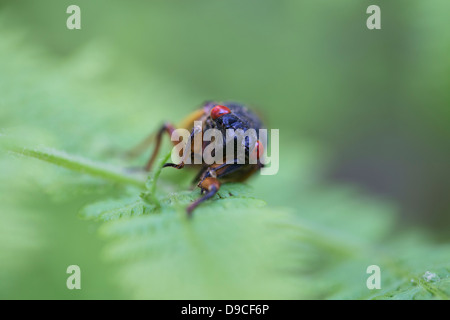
[131,101,266,215]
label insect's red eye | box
[251,140,264,160]
[211,105,231,120]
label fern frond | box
[2,142,146,188]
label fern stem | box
[146,151,172,207]
[8,146,146,188]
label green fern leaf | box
[1,25,448,300]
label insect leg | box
[191,165,210,186]
[186,164,240,215]
[197,161,241,185]
[163,122,203,170]
[127,107,207,170]
[143,123,176,171]
[187,164,257,215]
[186,177,220,216]
[124,131,157,159]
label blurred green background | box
[0,0,449,299]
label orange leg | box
[186,177,220,216]
[127,108,208,172]
[186,163,246,215]
[144,123,176,171]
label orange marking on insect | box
[251,140,264,160]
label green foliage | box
[1,2,449,300]
[3,143,448,299]
[7,145,146,188]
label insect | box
[128,101,266,215]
